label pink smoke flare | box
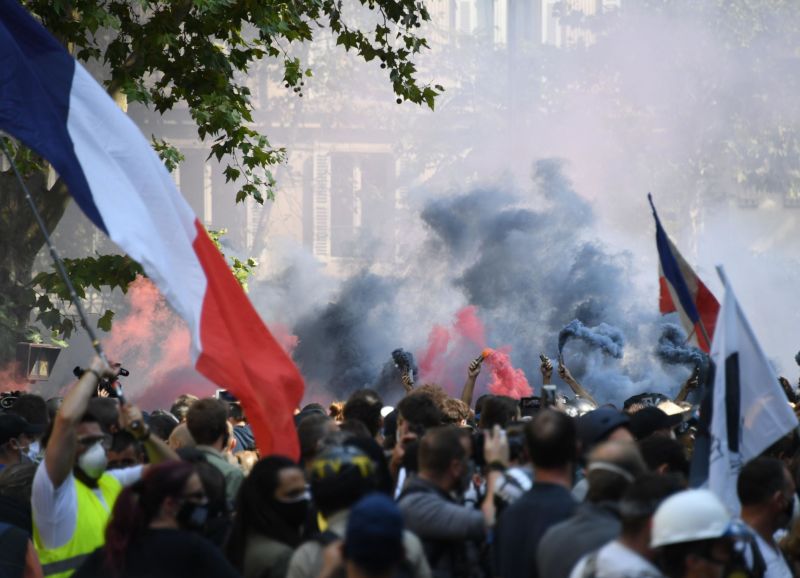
[454,305,486,346]
[419,325,450,379]
[483,348,532,399]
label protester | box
[343,390,384,446]
[569,472,685,578]
[86,398,120,435]
[297,414,337,470]
[492,422,534,514]
[170,395,198,423]
[397,425,506,578]
[72,460,239,578]
[390,392,442,490]
[226,456,308,578]
[494,410,578,578]
[317,494,408,578]
[627,407,683,441]
[0,414,44,469]
[147,411,180,443]
[537,440,647,578]
[572,408,632,500]
[738,457,796,578]
[32,358,178,578]
[286,444,430,578]
[106,432,144,471]
[0,463,37,534]
[476,396,518,430]
[177,448,231,548]
[228,403,255,455]
[185,398,244,506]
[638,435,690,479]
[8,394,49,462]
[168,423,195,450]
[0,519,44,578]
[650,489,738,578]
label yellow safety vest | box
[33,473,122,578]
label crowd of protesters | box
[0,353,799,578]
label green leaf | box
[98,310,115,332]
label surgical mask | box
[177,501,209,531]
[77,441,108,479]
[27,441,40,463]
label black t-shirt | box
[493,482,576,578]
[73,528,241,578]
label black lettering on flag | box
[725,353,740,453]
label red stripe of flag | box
[192,221,304,458]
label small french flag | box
[648,194,719,353]
[0,0,304,457]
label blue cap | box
[344,494,405,573]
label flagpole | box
[649,192,713,349]
[0,137,109,365]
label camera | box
[73,365,129,398]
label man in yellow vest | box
[31,358,179,577]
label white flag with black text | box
[707,268,798,513]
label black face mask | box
[272,498,309,528]
[177,501,209,531]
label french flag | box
[648,194,719,353]
[0,1,304,457]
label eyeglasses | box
[77,434,112,450]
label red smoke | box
[455,306,486,345]
[103,276,299,411]
[0,363,29,393]
[104,277,211,410]
[419,325,450,378]
[271,323,300,355]
[482,348,532,399]
[417,306,530,398]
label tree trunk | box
[0,168,71,364]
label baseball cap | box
[576,407,630,449]
[344,494,405,573]
[0,414,44,445]
[628,407,683,440]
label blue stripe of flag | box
[648,194,701,325]
[0,0,107,233]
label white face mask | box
[27,441,40,463]
[77,442,108,479]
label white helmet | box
[650,489,732,548]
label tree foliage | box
[0,0,440,362]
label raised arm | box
[119,405,179,465]
[46,356,114,488]
[461,355,484,408]
[557,358,597,407]
[675,367,700,403]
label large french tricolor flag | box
[648,194,720,353]
[0,1,304,457]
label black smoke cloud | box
[270,161,688,403]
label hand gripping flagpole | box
[0,136,109,366]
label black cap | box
[0,414,44,445]
[576,407,630,449]
[628,407,683,440]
